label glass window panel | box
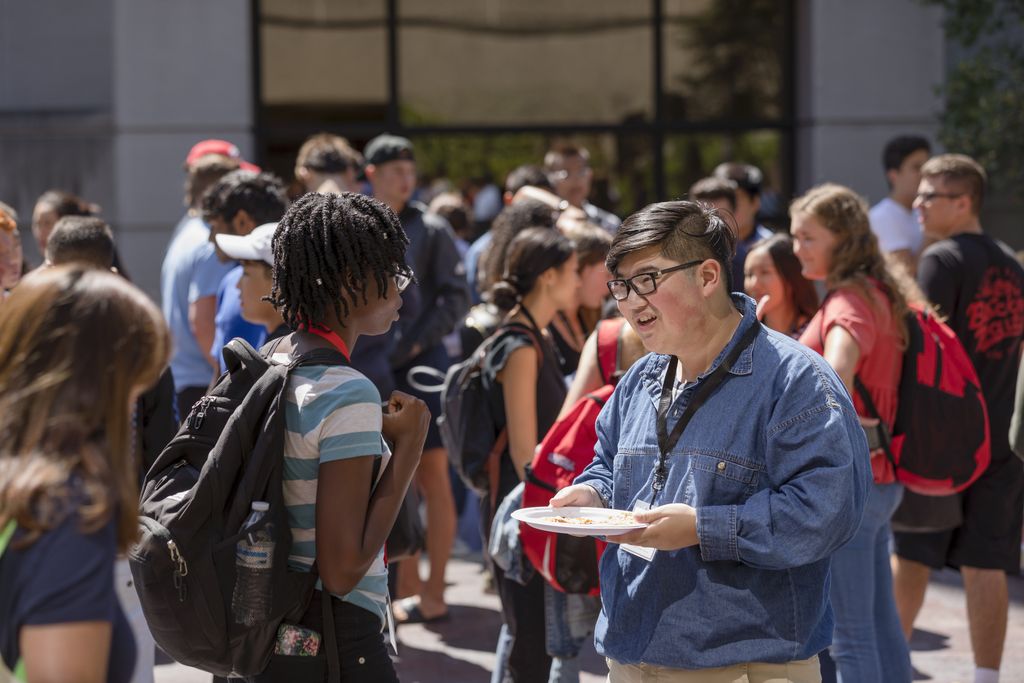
[662,0,788,122]
[398,0,653,125]
[260,0,388,112]
[407,132,654,220]
[664,130,788,227]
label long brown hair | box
[0,267,170,551]
[790,183,918,345]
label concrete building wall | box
[796,0,946,204]
[0,0,116,265]
[111,0,254,299]
[0,0,254,299]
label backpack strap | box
[486,322,544,372]
[322,591,341,683]
[256,331,350,370]
[596,318,627,386]
[852,377,897,469]
[291,348,350,369]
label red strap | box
[304,325,351,361]
[596,318,626,385]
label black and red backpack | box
[856,304,990,495]
[520,318,626,595]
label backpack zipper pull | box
[187,397,211,431]
[167,540,189,601]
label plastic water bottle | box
[231,501,274,625]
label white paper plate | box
[511,506,647,537]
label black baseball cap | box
[364,134,415,166]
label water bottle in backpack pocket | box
[232,501,276,626]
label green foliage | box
[671,0,786,121]
[923,0,1024,190]
[922,0,1024,44]
[939,44,1024,190]
[664,131,781,201]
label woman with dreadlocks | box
[264,192,428,682]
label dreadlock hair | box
[269,192,409,330]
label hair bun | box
[488,280,521,311]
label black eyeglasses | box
[606,260,704,301]
[915,191,963,203]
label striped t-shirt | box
[282,362,390,625]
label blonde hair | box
[790,183,920,345]
[0,267,171,552]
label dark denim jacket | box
[575,294,870,669]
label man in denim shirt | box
[554,201,870,682]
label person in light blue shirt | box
[554,200,870,681]
[161,214,234,414]
[161,153,242,418]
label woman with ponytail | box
[483,228,579,683]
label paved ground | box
[155,556,1024,683]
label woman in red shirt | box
[790,183,916,683]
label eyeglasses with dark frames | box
[606,259,704,301]
[915,191,964,203]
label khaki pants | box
[607,656,821,683]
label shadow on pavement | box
[911,664,933,681]
[394,644,492,683]
[909,627,950,652]
[410,603,503,652]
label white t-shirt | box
[869,197,922,255]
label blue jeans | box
[829,482,912,683]
[544,584,601,683]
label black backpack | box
[438,322,540,499]
[129,338,346,678]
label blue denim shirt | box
[574,294,870,670]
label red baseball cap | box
[185,139,260,172]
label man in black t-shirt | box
[892,154,1024,683]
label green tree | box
[923,0,1024,191]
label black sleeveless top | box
[483,326,568,505]
[548,311,589,377]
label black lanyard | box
[651,321,761,502]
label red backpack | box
[520,318,626,595]
[856,305,991,495]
